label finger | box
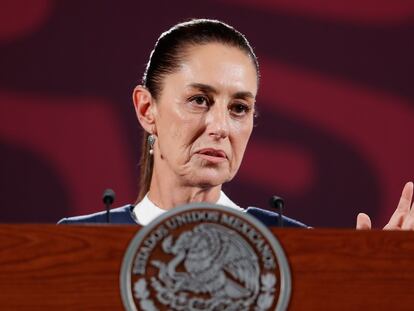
[401,182,414,230]
[385,182,413,229]
[356,213,371,230]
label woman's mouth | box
[196,148,227,163]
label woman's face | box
[152,42,258,188]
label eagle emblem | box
[150,223,261,310]
[120,204,291,311]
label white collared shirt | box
[133,191,242,226]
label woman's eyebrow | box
[188,83,218,94]
[188,83,254,99]
[233,91,255,100]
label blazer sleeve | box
[246,206,310,228]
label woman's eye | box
[190,95,209,107]
[230,103,250,116]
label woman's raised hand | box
[356,182,414,230]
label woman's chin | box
[187,170,230,188]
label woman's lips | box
[195,148,227,163]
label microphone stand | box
[269,195,285,227]
[102,189,115,223]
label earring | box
[148,134,155,155]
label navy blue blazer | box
[58,205,309,228]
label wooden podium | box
[1,225,413,310]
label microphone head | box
[102,188,116,205]
[269,195,284,209]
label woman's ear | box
[132,85,157,134]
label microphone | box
[269,195,284,227]
[102,189,115,223]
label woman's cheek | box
[232,118,253,142]
[232,122,253,164]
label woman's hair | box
[137,18,259,202]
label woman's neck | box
[148,170,222,210]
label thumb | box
[356,213,372,230]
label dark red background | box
[1,0,413,227]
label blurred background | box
[0,0,413,227]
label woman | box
[59,19,414,230]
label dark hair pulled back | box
[137,18,259,202]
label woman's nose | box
[205,104,230,139]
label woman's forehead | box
[167,43,258,95]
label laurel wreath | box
[256,273,277,311]
[134,278,158,311]
[134,272,277,311]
